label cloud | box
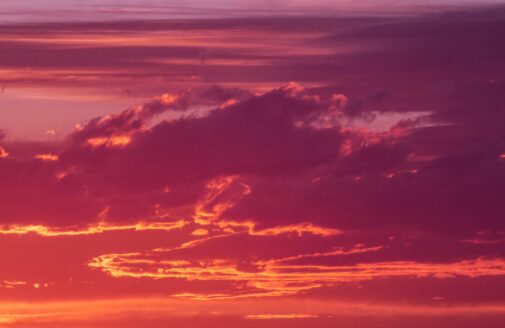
[1,73,504,238]
[0,8,505,319]
[7,16,505,328]
[27,83,340,226]
[90,242,505,299]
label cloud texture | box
[1,4,505,328]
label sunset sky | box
[1,1,505,327]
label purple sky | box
[1,0,504,23]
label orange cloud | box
[0,220,186,237]
[88,232,505,299]
[0,146,9,158]
[34,153,59,161]
[191,228,209,236]
[193,176,339,237]
[1,280,27,289]
[245,314,319,319]
[249,222,340,237]
[87,135,132,148]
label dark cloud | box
[0,7,503,260]
[0,84,342,225]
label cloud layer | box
[1,5,505,328]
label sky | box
[1,1,505,327]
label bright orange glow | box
[0,220,187,237]
[156,93,178,105]
[87,135,132,148]
[1,297,505,326]
[250,222,340,237]
[219,98,238,109]
[1,280,27,289]
[193,176,338,236]
[245,314,319,320]
[88,233,505,299]
[0,146,9,158]
[191,228,209,236]
[193,175,247,225]
[34,153,59,161]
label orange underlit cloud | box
[34,153,59,161]
[87,135,132,148]
[193,176,340,237]
[0,220,186,237]
[88,233,505,299]
[0,146,9,158]
[245,314,319,319]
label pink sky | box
[1,1,505,327]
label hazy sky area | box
[1,0,504,23]
[1,0,504,140]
